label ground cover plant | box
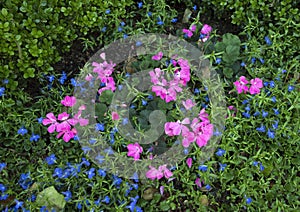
[0,0,299,211]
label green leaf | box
[99,90,113,104]
[215,42,226,52]
[95,103,107,120]
[222,33,241,46]
[36,186,66,210]
[159,201,170,211]
[223,67,233,78]
[1,8,8,16]
[225,45,240,57]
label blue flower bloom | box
[59,71,67,84]
[267,129,275,139]
[256,124,266,132]
[171,18,178,23]
[215,58,221,64]
[215,148,226,156]
[242,99,249,105]
[48,75,55,83]
[205,184,211,190]
[288,85,294,92]
[102,196,110,204]
[98,169,106,177]
[272,120,279,130]
[271,96,276,103]
[253,161,258,166]
[273,108,279,116]
[245,105,251,111]
[240,61,246,67]
[30,134,40,142]
[282,69,287,74]
[262,110,268,118]
[0,193,8,200]
[81,158,90,166]
[112,175,123,187]
[136,41,142,46]
[105,9,110,14]
[198,165,208,172]
[0,87,5,97]
[193,5,197,10]
[259,58,264,64]
[123,34,128,39]
[87,168,95,179]
[264,36,272,45]
[120,21,125,26]
[0,183,6,192]
[157,20,164,25]
[18,127,28,135]
[14,199,23,209]
[251,57,256,64]
[37,117,43,123]
[62,191,72,201]
[101,26,107,32]
[53,167,63,178]
[2,79,9,84]
[130,104,136,109]
[263,81,269,87]
[253,111,260,117]
[137,2,143,8]
[95,154,105,164]
[19,173,33,189]
[118,26,123,32]
[259,163,265,171]
[219,163,227,171]
[147,12,152,17]
[269,81,275,88]
[242,112,250,118]
[45,154,56,165]
[142,99,147,106]
[194,88,200,94]
[30,194,36,202]
[246,197,252,204]
[0,162,6,172]
[95,123,105,131]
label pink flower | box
[198,108,209,123]
[56,126,77,142]
[92,60,116,83]
[72,110,89,126]
[152,51,163,61]
[160,186,164,195]
[186,158,192,168]
[127,143,143,160]
[182,29,193,38]
[201,24,212,35]
[98,77,116,94]
[190,24,196,32]
[42,113,58,133]
[61,96,76,107]
[159,165,173,179]
[85,73,93,81]
[249,78,263,94]
[165,118,189,136]
[233,76,249,94]
[112,112,119,120]
[182,99,196,110]
[195,123,213,147]
[146,166,163,180]
[195,177,203,188]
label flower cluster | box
[42,96,89,142]
[165,108,213,148]
[146,164,173,180]
[182,24,213,42]
[149,53,190,102]
[234,76,263,95]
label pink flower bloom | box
[234,76,249,94]
[85,73,93,81]
[61,96,76,107]
[182,99,196,110]
[98,77,116,94]
[42,113,58,133]
[127,143,143,160]
[249,78,263,94]
[190,24,196,32]
[182,29,193,38]
[57,126,77,142]
[146,166,163,180]
[201,24,212,35]
[152,51,163,61]
[198,108,209,123]
[195,177,203,188]
[72,110,89,126]
[186,158,192,168]
[149,68,163,84]
[92,60,116,83]
[159,165,173,179]
[195,123,213,147]
[165,119,189,136]
[182,130,195,148]
[112,112,119,120]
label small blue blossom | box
[120,21,125,26]
[259,58,264,64]
[81,158,90,166]
[0,87,5,97]
[19,173,33,189]
[98,169,106,177]
[2,79,9,84]
[272,120,279,130]
[157,20,164,25]
[137,2,143,8]
[102,196,110,204]
[147,12,152,17]
[267,129,275,139]
[219,163,227,171]
[130,104,136,109]
[269,81,275,88]
[193,5,197,10]
[136,41,142,46]
[242,112,250,118]
[0,193,8,200]
[95,123,105,131]
[101,26,107,32]
[59,71,67,84]
[215,148,226,156]
[87,168,95,179]
[251,57,256,64]
[30,134,40,142]
[288,85,294,92]
[194,88,200,94]
[14,199,23,209]
[47,75,55,83]
[263,81,269,87]
[105,9,110,14]
[18,127,28,135]
[246,197,252,204]
[259,163,265,171]
[240,61,246,67]
[122,118,128,125]
[205,184,211,190]
[215,58,221,64]
[45,154,56,165]
[264,36,272,45]
[0,162,6,172]
[256,124,266,133]
[118,26,123,32]
[262,110,268,118]
[282,69,287,74]
[0,183,6,192]
[62,191,72,201]
[53,168,63,178]
[253,111,260,117]
[123,34,128,39]
[171,18,178,23]
[198,165,208,172]
[142,99,147,106]
[242,99,249,105]
[95,154,105,164]
[273,108,279,116]
[245,105,251,111]
[37,117,43,123]
[271,96,276,103]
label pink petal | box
[186,158,192,168]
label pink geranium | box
[249,78,263,94]
[152,52,163,61]
[127,143,143,160]
[61,96,76,107]
[164,118,190,136]
[233,76,249,94]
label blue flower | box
[118,26,123,32]
[123,34,128,39]
[267,129,275,139]
[18,127,28,135]
[242,112,250,118]
[0,162,6,172]
[242,99,249,105]
[256,124,266,133]
[30,134,40,142]
[264,36,272,45]
[137,2,143,8]
[95,154,105,164]
[251,57,256,64]
[102,196,110,204]
[215,148,226,156]
[259,58,264,64]
[45,154,56,165]
[272,120,279,130]
[62,191,72,201]
[219,163,227,171]
[87,168,95,179]
[132,172,139,182]
[53,168,63,178]
[215,58,221,64]
[246,197,252,204]
[271,96,276,103]
[142,99,147,106]
[95,123,105,131]
[81,158,90,166]
[245,105,251,111]
[157,20,164,25]
[48,75,55,83]
[171,18,178,23]
[130,104,136,109]
[0,193,8,200]
[120,21,125,26]
[2,79,9,84]
[101,26,107,32]
[269,81,275,88]
[198,165,208,172]
[262,110,268,118]
[59,71,67,84]
[273,108,279,116]
[14,199,23,209]
[205,184,211,190]
[136,41,142,46]
[240,61,246,67]
[37,117,43,123]
[259,163,265,171]
[288,85,294,92]
[0,87,5,97]
[98,169,106,177]
[105,9,110,14]
[193,5,197,10]
[253,111,260,117]
[0,183,6,192]
[19,173,33,189]
[263,81,269,87]
[147,12,152,17]
[194,88,200,94]
[112,175,122,187]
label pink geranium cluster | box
[92,52,117,94]
[234,76,263,95]
[165,108,213,148]
[146,164,173,180]
[200,24,213,42]
[42,96,89,142]
[149,56,190,103]
[182,24,197,38]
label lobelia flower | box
[152,51,163,61]
[249,78,263,94]
[234,76,249,94]
[127,143,143,160]
[61,96,76,107]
